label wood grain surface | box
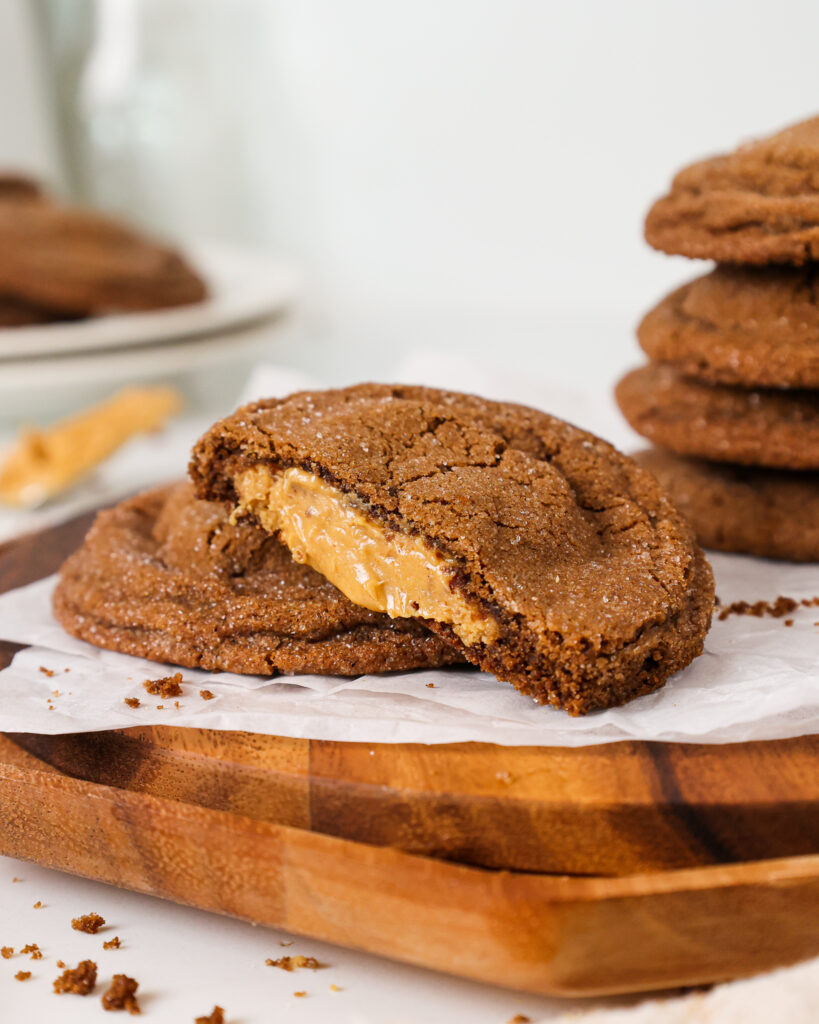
[1,509,818,876]
[2,732,818,997]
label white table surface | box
[0,853,627,1023]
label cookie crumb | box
[39,666,55,677]
[12,877,22,883]
[265,955,322,971]
[56,959,66,968]
[101,973,140,1014]
[507,1016,531,1023]
[124,697,141,709]
[143,672,183,698]
[785,618,794,627]
[294,991,306,998]
[21,943,42,960]
[14,970,31,981]
[199,689,215,701]
[103,937,122,950]
[425,682,435,688]
[195,1007,224,1024]
[33,900,43,909]
[53,959,97,995]
[717,595,796,621]
[1,946,12,959]
[717,594,819,622]
[73,913,105,934]
[329,983,342,992]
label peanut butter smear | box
[234,465,499,646]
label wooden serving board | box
[0,511,818,994]
[2,733,819,997]
[10,726,819,877]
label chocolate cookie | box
[53,482,463,676]
[0,191,207,317]
[0,294,68,327]
[645,115,819,264]
[190,384,714,715]
[617,364,819,470]
[0,173,42,201]
[638,266,819,389]
[633,449,819,563]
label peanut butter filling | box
[234,465,498,646]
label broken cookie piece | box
[191,384,714,714]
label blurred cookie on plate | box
[0,175,207,324]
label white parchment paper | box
[0,556,816,746]
[0,355,816,746]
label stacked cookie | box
[54,385,715,715]
[616,116,819,562]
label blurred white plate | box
[0,319,288,422]
[0,241,299,359]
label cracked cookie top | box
[191,385,713,714]
[645,115,819,264]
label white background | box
[4,0,819,375]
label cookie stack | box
[616,116,819,562]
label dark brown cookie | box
[0,294,68,327]
[53,482,463,676]
[645,115,819,264]
[634,449,819,562]
[638,266,819,389]
[617,364,819,470]
[0,192,207,317]
[190,384,714,715]
[0,173,42,201]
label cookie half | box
[190,384,714,715]
[634,449,819,563]
[645,115,819,264]
[0,190,207,317]
[53,482,463,676]
[617,364,819,470]
[638,266,819,389]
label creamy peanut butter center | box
[233,465,498,646]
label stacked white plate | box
[0,242,300,421]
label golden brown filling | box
[234,465,498,646]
